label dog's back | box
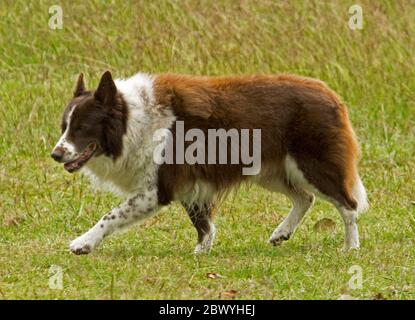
[154,74,363,211]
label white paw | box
[69,233,99,255]
[194,228,215,254]
[343,243,360,252]
[269,226,292,246]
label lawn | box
[0,0,414,299]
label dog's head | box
[51,71,128,173]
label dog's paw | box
[194,229,215,254]
[342,243,360,252]
[69,233,98,255]
[269,228,291,246]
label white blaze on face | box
[52,105,80,163]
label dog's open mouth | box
[64,143,97,173]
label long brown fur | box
[154,74,360,210]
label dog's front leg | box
[70,188,159,255]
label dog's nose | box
[51,148,64,162]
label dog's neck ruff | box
[81,73,175,197]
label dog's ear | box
[94,71,116,106]
[74,73,85,97]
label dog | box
[51,71,368,255]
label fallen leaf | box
[3,216,21,227]
[206,272,222,279]
[387,285,398,296]
[313,218,336,232]
[143,276,155,284]
[220,290,237,299]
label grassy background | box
[0,0,414,299]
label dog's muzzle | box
[51,147,65,162]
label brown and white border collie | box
[51,71,368,255]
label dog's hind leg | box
[70,188,159,255]
[182,202,217,254]
[285,154,368,250]
[269,186,315,246]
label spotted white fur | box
[70,74,176,254]
[70,188,160,254]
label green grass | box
[0,0,414,299]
